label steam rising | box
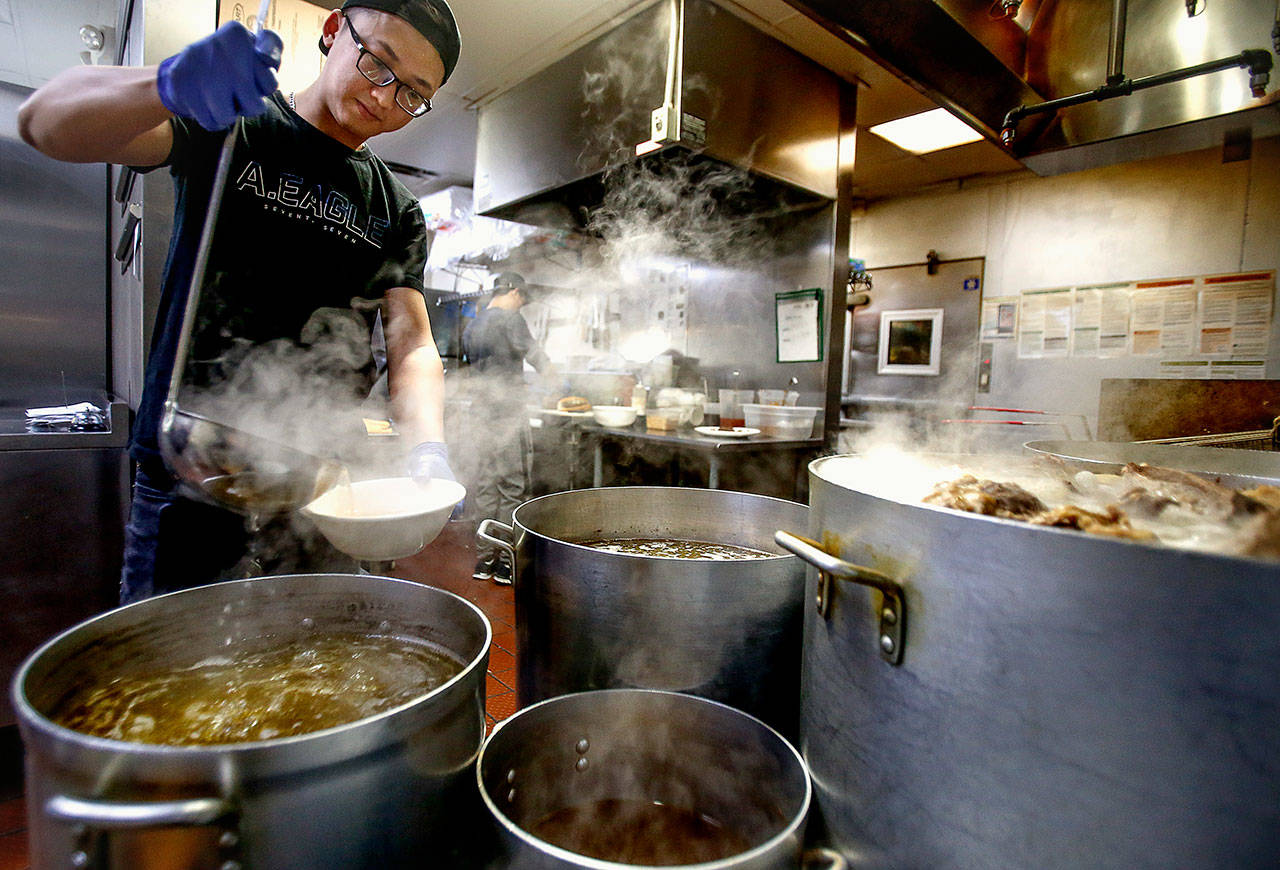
[175,5,817,556]
[183,305,386,469]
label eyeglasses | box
[344,15,432,117]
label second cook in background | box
[462,272,553,584]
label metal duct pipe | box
[1105,0,1127,85]
[1001,47,1273,145]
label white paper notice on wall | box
[1130,278,1197,356]
[1017,287,1071,358]
[1198,271,1274,357]
[1072,282,1131,357]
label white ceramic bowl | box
[301,477,466,561]
[591,405,638,427]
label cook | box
[18,0,462,603]
[462,271,552,584]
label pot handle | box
[45,794,238,869]
[46,794,232,828]
[477,518,517,572]
[802,847,850,870]
[775,530,905,666]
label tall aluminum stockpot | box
[14,574,491,870]
[477,689,812,870]
[777,453,1280,868]
[478,487,807,736]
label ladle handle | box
[477,519,517,577]
[164,0,275,411]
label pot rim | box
[475,688,812,870]
[12,573,492,758]
[511,486,808,562]
[809,452,1280,569]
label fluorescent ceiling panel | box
[868,108,984,154]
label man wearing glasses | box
[18,1,463,602]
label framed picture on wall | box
[878,308,944,375]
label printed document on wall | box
[1198,271,1274,358]
[1017,287,1072,358]
[1130,278,1196,355]
[1072,282,1130,357]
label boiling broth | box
[50,632,462,745]
[579,537,774,559]
[531,798,751,865]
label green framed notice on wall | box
[775,288,823,362]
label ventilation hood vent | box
[473,0,842,230]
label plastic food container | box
[743,404,820,438]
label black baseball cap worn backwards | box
[321,0,461,85]
[493,272,527,292]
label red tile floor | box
[394,521,521,733]
[0,520,517,870]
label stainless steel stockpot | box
[13,573,490,870]
[478,486,808,736]
[779,453,1280,868]
[477,689,811,870]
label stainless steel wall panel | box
[683,205,836,404]
[0,82,108,409]
[844,257,983,407]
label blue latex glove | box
[157,22,284,131]
[409,441,457,483]
[409,441,464,519]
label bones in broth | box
[50,632,462,745]
[578,538,774,559]
[531,798,751,865]
[829,450,1280,557]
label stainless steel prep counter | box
[0,402,131,726]
[580,423,821,496]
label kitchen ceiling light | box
[868,108,984,154]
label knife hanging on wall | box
[115,203,142,274]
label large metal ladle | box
[158,0,345,517]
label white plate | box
[695,426,760,438]
[544,409,595,418]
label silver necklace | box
[288,91,296,110]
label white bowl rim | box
[301,477,465,522]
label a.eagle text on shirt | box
[234,160,389,249]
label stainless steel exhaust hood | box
[786,0,1279,176]
[473,0,842,228]
[1011,0,1279,174]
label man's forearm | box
[384,287,445,446]
[19,65,173,165]
[389,344,446,445]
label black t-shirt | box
[131,92,427,463]
[463,307,545,376]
